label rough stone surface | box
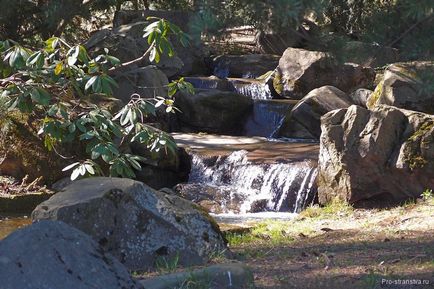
[212,54,280,79]
[173,183,246,214]
[367,61,434,114]
[32,178,227,271]
[318,105,434,205]
[139,263,254,289]
[0,113,69,185]
[277,119,316,139]
[0,220,142,289]
[283,86,353,139]
[112,65,168,103]
[175,89,253,134]
[349,88,372,107]
[276,48,375,99]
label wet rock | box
[275,48,375,99]
[0,191,54,214]
[139,263,254,289]
[112,65,168,103]
[174,89,253,135]
[32,177,227,271]
[277,119,316,139]
[244,99,297,137]
[318,105,434,206]
[0,220,141,289]
[135,166,188,190]
[173,183,245,214]
[184,76,234,91]
[349,88,372,107]
[212,54,280,79]
[367,61,434,114]
[282,86,353,139]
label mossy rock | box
[0,112,69,185]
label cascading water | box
[229,80,273,100]
[188,150,318,214]
[244,100,294,137]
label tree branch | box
[108,43,155,75]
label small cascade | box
[188,150,317,213]
[184,76,273,100]
[244,100,295,138]
[229,79,273,100]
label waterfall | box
[229,80,273,100]
[188,150,317,213]
[244,100,293,138]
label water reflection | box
[0,215,32,240]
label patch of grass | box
[155,252,180,274]
[401,198,418,209]
[176,272,212,289]
[208,248,229,263]
[421,189,433,201]
[226,220,314,246]
[226,220,296,246]
[361,269,384,289]
[299,198,354,219]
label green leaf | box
[45,37,60,53]
[85,76,98,91]
[30,88,51,105]
[106,55,120,66]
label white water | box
[211,212,297,224]
[230,81,273,100]
[189,150,317,214]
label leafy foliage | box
[322,0,434,59]
[0,18,192,180]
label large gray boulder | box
[112,65,169,103]
[275,48,375,99]
[279,86,353,139]
[318,105,434,206]
[32,178,227,271]
[367,61,434,114]
[0,220,142,289]
[175,89,253,134]
[212,54,280,79]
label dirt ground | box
[225,199,434,289]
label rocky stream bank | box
[0,9,433,289]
